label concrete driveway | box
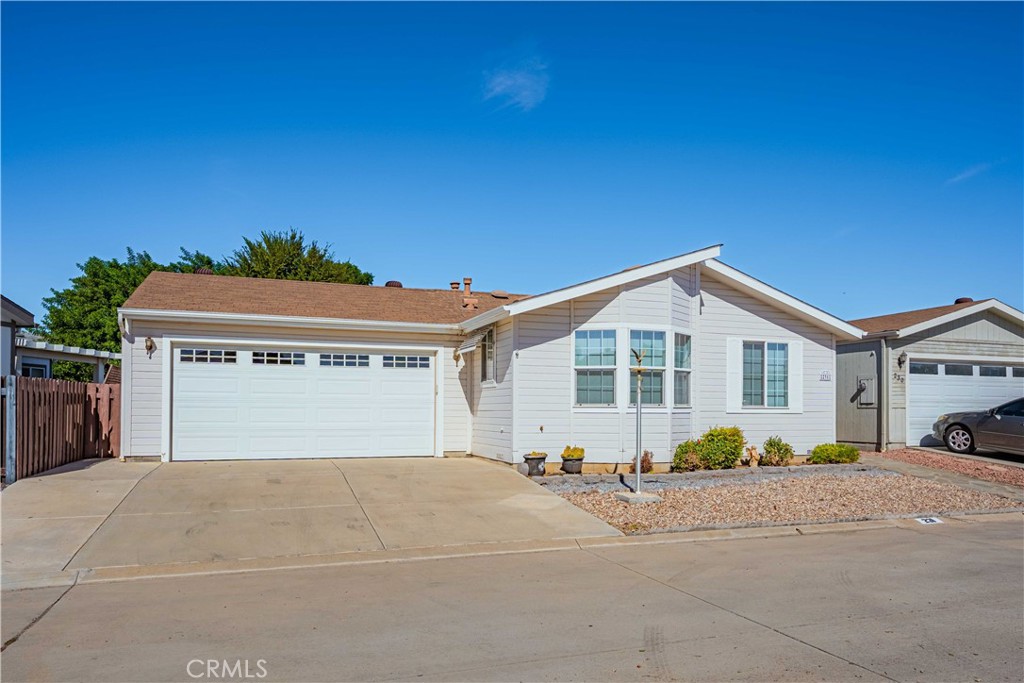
[1,457,617,588]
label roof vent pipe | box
[954,297,974,304]
[450,281,460,291]
[384,281,403,288]
[463,277,472,294]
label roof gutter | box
[118,308,463,337]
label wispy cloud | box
[483,55,549,112]
[944,162,994,186]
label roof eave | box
[118,308,463,336]
[459,306,511,333]
[499,244,723,318]
[881,300,1024,339]
[702,260,865,341]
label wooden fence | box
[2,376,120,484]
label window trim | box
[574,329,617,407]
[674,333,692,408]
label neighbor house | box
[1,295,120,380]
[117,245,863,465]
[836,298,1024,451]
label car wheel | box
[944,425,976,454]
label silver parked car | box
[933,398,1024,456]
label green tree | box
[40,249,164,381]
[223,229,373,284]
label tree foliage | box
[37,231,371,380]
[223,230,373,284]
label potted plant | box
[523,451,548,476]
[560,445,585,474]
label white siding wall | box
[121,321,469,458]
[468,318,514,461]
[511,267,698,465]
[697,274,836,454]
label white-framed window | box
[742,341,788,407]
[320,353,369,368]
[252,351,304,366]
[480,327,496,382]
[674,333,691,407]
[180,349,238,364]
[384,355,430,369]
[629,330,666,406]
[574,329,616,406]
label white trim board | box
[876,299,1024,339]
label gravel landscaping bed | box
[872,448,1024,488]
[558,471,1024,534]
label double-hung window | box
[629,330,666,406]
[574,330,616,406]
[480,327,496,382]
[674,333,692,407]
[742,341,788,407]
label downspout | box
[879,337,888,452]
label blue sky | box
[2,2,1021,322]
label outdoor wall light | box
[897,351,908,369]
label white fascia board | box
[118,308,462,335]
[499,244,723,318]
[702,260,865,341]
[894,300,1024,339]
[459,306,510,333]
[15,338,121,360]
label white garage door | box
[907,361,1024,446]
[171,346,436,460]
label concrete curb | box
[4,509,1018,590]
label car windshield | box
[996,399,1024,418]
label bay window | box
[629,330,665,406]
[674,333,691,407]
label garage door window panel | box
[944,364,973,376]
[180,349,237,364]
[383,355,431,368]
[253,351,305,366]
[320,353,369,368]
[980,366,1008,377]
[909,362,938,375]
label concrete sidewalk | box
[1,457,618,589]
[3,513,1021,682]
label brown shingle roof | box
[850,299,994,334]
[122,272,529,325]
[103,365,122,384]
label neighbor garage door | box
[171,346,436,460]
[907,360,1024,446]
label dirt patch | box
[561,472,1023,534]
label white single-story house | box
[837,298,1024,450]
[118,245,863,465]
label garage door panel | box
[908,362,1024,446]
[173,346,436,460]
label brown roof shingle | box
[122,272,528,325]
[850,299,994,334]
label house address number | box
[819,370,832,382]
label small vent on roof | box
[954,297,974,304]
[491,290,510,299]
[195,268,214,275]
[384,281,403,288]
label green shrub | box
[760,436,794,467]
[672,440,702,472]
[672,427,745,471]
[808,443,860,464]
[561,445,585,460]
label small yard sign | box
[915,517,944,525]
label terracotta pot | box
[561,458,584,475]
